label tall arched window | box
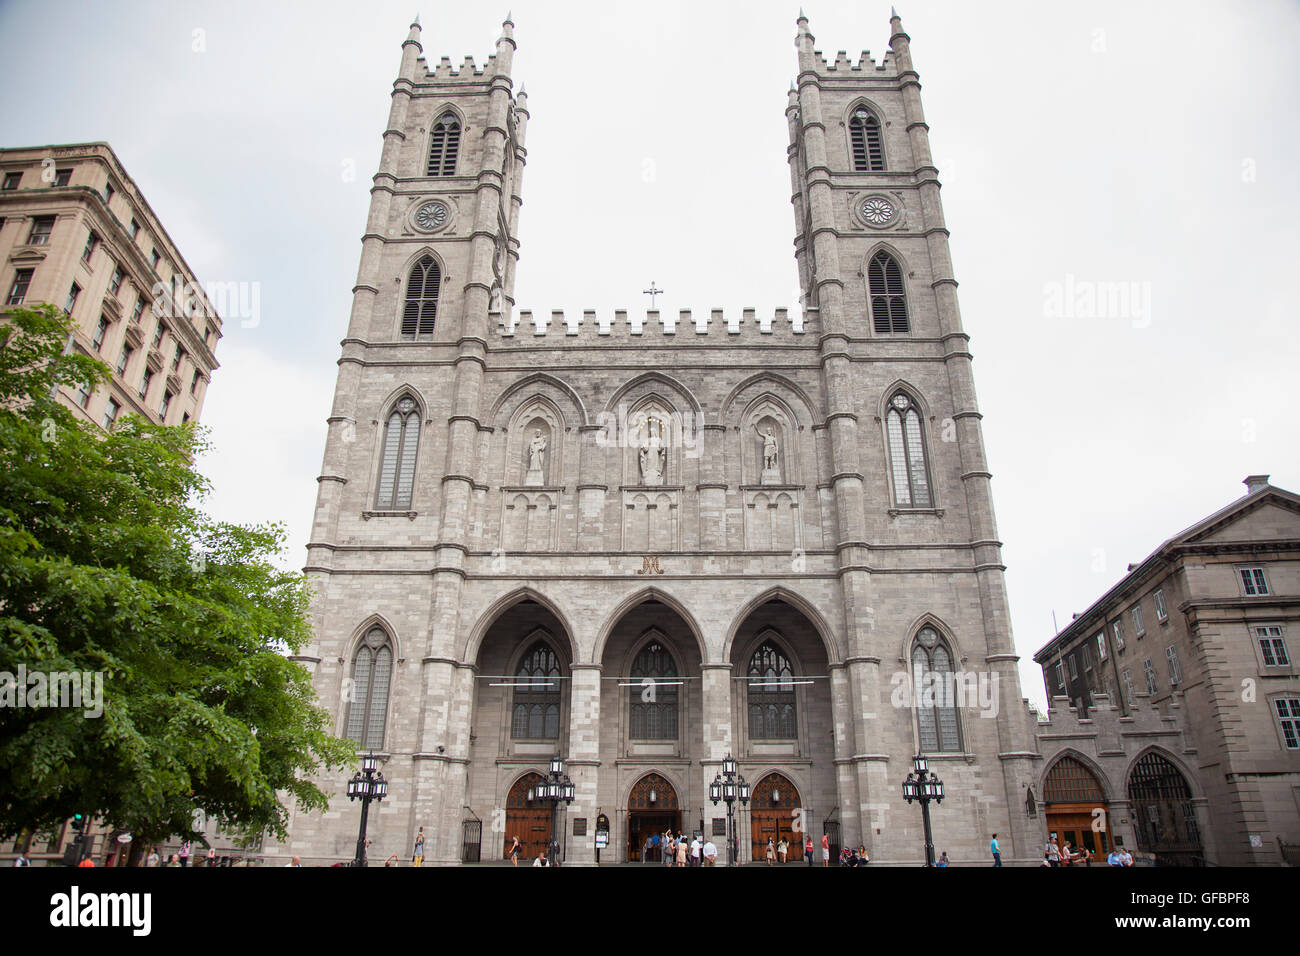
[345,627,393,750]
[427,112,461,177]
[868,250,909,334]
[849,107,885,171]
[511,640,561,739]
[912,626,960,752]
[748,640,797,739]
[629,639,678,740]
[402,256,440,338]
[376,395,420,510]
[886,391,932,507]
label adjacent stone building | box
[274,12,1043,866]
[0,142,221,430]
[1033,476,1300,865]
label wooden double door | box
[504,772,552,862]
[749,773,803,862]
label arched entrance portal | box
[1043,755,1111,860]
[1127,752,1204,866]
[627,773,680,862]
[750,772,803,862]
[504,772,550,862]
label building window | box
[1053,660,1065,692]
[108,265,125,296]
[102,182,115,205]
[116,347,133,376]
[1112,620,1125,652]
[1239,567,1269,596]
[64,283,81,315]
[747,639,797,740]
[426,112,461,177]
[75,382,91,407]
[129,218,140,240]
[848,107,885,171]
[511,639,561,739]
[1153,588,1168,622]
[2,172,20,190]
[171,347,184,371]
[1275,698,1300,749]
[103,398,121,429]
[1143,659,1158,696]
[139,368,153,399]
[885,391,931,507]
[1132,605,1146,637]
[159,390,173,420]
[1256,626,1290,667]
[151,322,166,349]
[1081,643,1092,669]
[28,215,55,245]
[401,255,441,339]
[375,396,420,510]
[912,627,960,752]
[190,370,201,394]
[81,230,99,263]
[1166,645,1181,685]
[1097,631,1108,662]
[149,249,160,269]
[1068,654,1079,680]
[1122,668,1135,707]
[54,169,72,187]
[130,296,145,323]
[91,316,110,351]
[6,269,34,306]
[867,250,909,334]
[629,639,678,740]
[344,627,393,750]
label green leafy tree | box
[0,304,354,853]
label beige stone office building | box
[0,142,221,430]
[275,13,1043,866]
[1033,477,1300,866]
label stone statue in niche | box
[754,422,781,484]
[638,416,667,486]
[525,429,547,486]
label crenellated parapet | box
[493,307,820,342]
[803,48,898,76]
[422,54,502,81]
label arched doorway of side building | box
[750,772,804,863]
[627,772,680,863]
[1043,755,1111,861]
[1128,750,1204,866]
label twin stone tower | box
[273,12,1042,865]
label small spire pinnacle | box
[891,6,898,17]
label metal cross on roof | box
[642,281,663,308]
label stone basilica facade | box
[273,12,1043,865]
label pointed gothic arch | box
[509,632,565,740]
[427,109,462,177]
[462,586,579,664]
[882,386,933,508]
[592,586,707,665]
[343,623,395,751]
[626,630,681,740]
[375,392,422,510]
[866,248,909,335]
[401,253,443,339]
[845,100,886,171]
[722,585,842,664]
[910,623,962,753]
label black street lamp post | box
[901,753,944,867]
[346,752,388,867]
[534,755,574,866]
[709,754,750,867]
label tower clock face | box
[860,196,895,226]
[415,201,449,231]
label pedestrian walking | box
[178,840,191,867]
[765,837,775,865]
[146,847,160,868]
[1046,834,1060,867]
[821,832,830,866]
[778,838,788,863]
[703,838,717,866]
[675,834,688,867]
[690,835,702,867]
[508,835,521,866]
[804,836,814,866]
[990,833,1002,867]
[412,827,424,867]
[14,852,30,867]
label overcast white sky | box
[3,0,1297,712]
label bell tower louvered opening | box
[402,255,441,339]
[849,107,885,172]
[868,250,909,334]
[427,112,461,177]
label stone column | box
[565,663,602,865]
